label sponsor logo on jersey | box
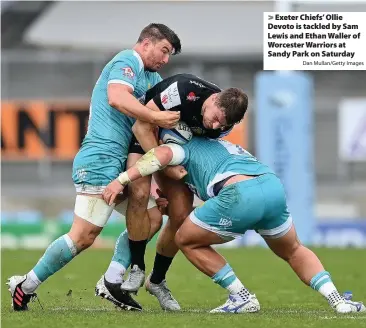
[160,82,181,109]
[187,92,200,102]
[76,168,87,181]
[162,94,169,105]
[190,79,220,89]
[219,217,232,228]
[189,80,205,88]
[217,140,254,157]
[122,67,135,79]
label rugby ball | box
[159,121,192,145]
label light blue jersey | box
[73,50,162,191]
[180,137,274,201]
[179,137,291,240]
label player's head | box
[202,88,248,130]
[136,23,181,72]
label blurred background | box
[1,0,366,249]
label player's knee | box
[174,226,191,250]
[165,217,183,235]
[69,229,99,251]
[167,195,193,228]
[79,233,97,250]
[69,213,103,251]
[280,239,302,262]
[288,239,302,259]
[129,181,150,207]
[168,208,188,229]
[148,207,163,235]
[174,229,185,249]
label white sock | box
[318,281,338,298]
[22,270,42,293]
[227,278,244,294]
[105,261,126,284]
[226,278,251,301]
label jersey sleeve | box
[108,56,140,91]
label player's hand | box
[153,111,180,129]
[162,165,187,180]
[156,188,169,215]
[102,179,125,206]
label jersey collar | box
[132,50,144,72]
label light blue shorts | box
[190,173,292,240]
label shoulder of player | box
[177,74,221,92]
[188,136,216,147]
[113,50,144,73]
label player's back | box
[145,73,221,104]
[181,138,274,200]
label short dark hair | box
[216,88,248,125]
[137,23,181,55]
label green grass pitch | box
[2,248,366,328]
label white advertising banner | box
[339,98,366,161]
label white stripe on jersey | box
[108,79,134,91]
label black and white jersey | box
[145,74,233,138]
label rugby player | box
[103,137,366,314]
[7,23,181,311]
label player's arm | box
[107,59,179,128]
[108,84,154,121]
[121,143,185,184]
[132,99,162,153]
[102,144,186,205]
[108,85,179,129]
